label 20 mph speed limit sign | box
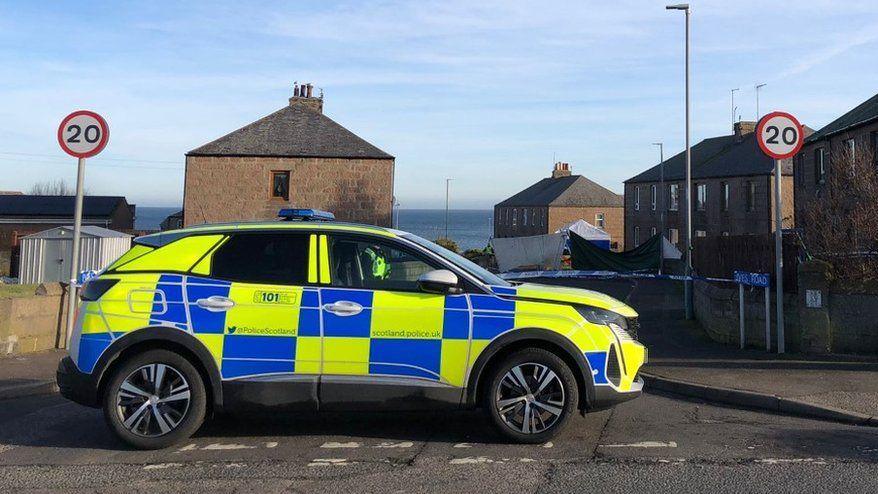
[756,111,803,160]
[57,110,109,158]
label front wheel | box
[102,349,207,450]
[483,348,578,444]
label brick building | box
[795,92,878,240]
[184,84,395,227]
[624,122,800,250]
[494,163,625,250]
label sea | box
[135,207,494,251]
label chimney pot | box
[552,161,572,178]
[289,82,324,113]
[734,121,756,141]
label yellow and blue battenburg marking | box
[71,273,642,393]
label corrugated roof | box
[497,175,623,207]
[187,104,393,159]
[807,92,878,142]
[0,195,128,218]
[625,131,805,184]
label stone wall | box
[0,284,69,355]
[184,156,394,227]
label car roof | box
[136,221,400,247]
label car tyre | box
[102,349,207,450]
[483,348,578,444]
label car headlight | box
[576,306,633,340]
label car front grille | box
[626,317,640,340]
[606,343,622,386]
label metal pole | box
[756,83,766,120]
[65,157,86,343]
[683,7,693,320]
[731,88,739,126]
[774,159,785,353]
[765,285,771,352]
[739,284,745,350]
[653,142,665,274]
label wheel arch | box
[464,328,595,412]
[92,327,224,413]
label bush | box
[434,237,459,253]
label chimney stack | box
[289,82,324,113]
[552,162,572,178]
[734,121,756,141]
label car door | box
[203,232,322,410]
[318,234,471,410]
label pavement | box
[0,349,63,400]
[536,277,878,426]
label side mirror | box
[417,269,461,294]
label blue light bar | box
[278,208,336,221]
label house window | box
[722,231,730,237]
[523,208,529,226]
[668,228,679,245]
[845,138,856,161]
[650,185,657,211]
[512,209,517,227]
[721,182,730,211]
[650,226,657,237]
[696,183,707,211]
[695,230,707,238]
[633,226,640,247]
[634,186,641,211]
[595,213,606,229]
[815,148,826,184]
[746,181,756,212]
[669,184,679,211]
[271,171,290,200]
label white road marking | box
[143,463,183,470]
[308,458,353,467]
[520,458,536,463]
[374,441,414,449]
[450,456,497,465]
[202,443,257,450]
[453,443,473,448]
[320,441,361,449]
[265,442,279,448]
[177,444,198,452]
[542,442,554,448]
[601,441,678,448]
[756,458,827,465]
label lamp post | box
[731,88,739,126]
[756,83,766,120]
[445,178,453,240]
[653,142,665,274]
[666,3,693,319]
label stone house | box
[795,92,878,242]
[624,122,800,250]
[184,84,395,227]
[493,163,625,250]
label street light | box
[756,83,767,120]
[652,142,665,274]
[445,178,454,240]
[731,88,739,126]
[666,3,693,319]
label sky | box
[1,1,877,209]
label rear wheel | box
[483,348,578,444]
[102,349,206,450]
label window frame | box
[696,183,707,211]
[815,148,826,185]
[650,184,657,211]
[633,226,640,247]
[634,186,641,211]
[210,231,312,286]
[721,182,730,212]
[746,180,756,212]
[669,184,679,211]
[270,170,291,201]
[595,212,606,229]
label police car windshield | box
[402,234,511,287]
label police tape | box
[499,269,738,284]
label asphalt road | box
[2,390,878,493]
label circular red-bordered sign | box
[57,110,109,159]
[756,111,803,160]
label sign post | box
[57,110,109,342]
[756,111,804,354]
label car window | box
[401,233,511,287]
[211,233,309,285]
[329,237,439,292]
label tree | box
[29,180,76,196]
[801,144,878,283]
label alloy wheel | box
[116,363,191,437]
[495,362,565,434]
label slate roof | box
[625,131,800,184]
[0,195,129,218]
[187,104,393,159]
[497,175,623,207]
[807,92,878,142]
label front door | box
[318,234,471,409]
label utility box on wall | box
[17,226,132,284]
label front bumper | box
[588,376,644,412]
[56,356,100,408]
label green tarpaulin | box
[569,232,661,272]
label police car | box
[57,209,646,449]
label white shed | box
[18,226,132,284]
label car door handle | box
[196,296,235,312]
[323,300,363,316]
